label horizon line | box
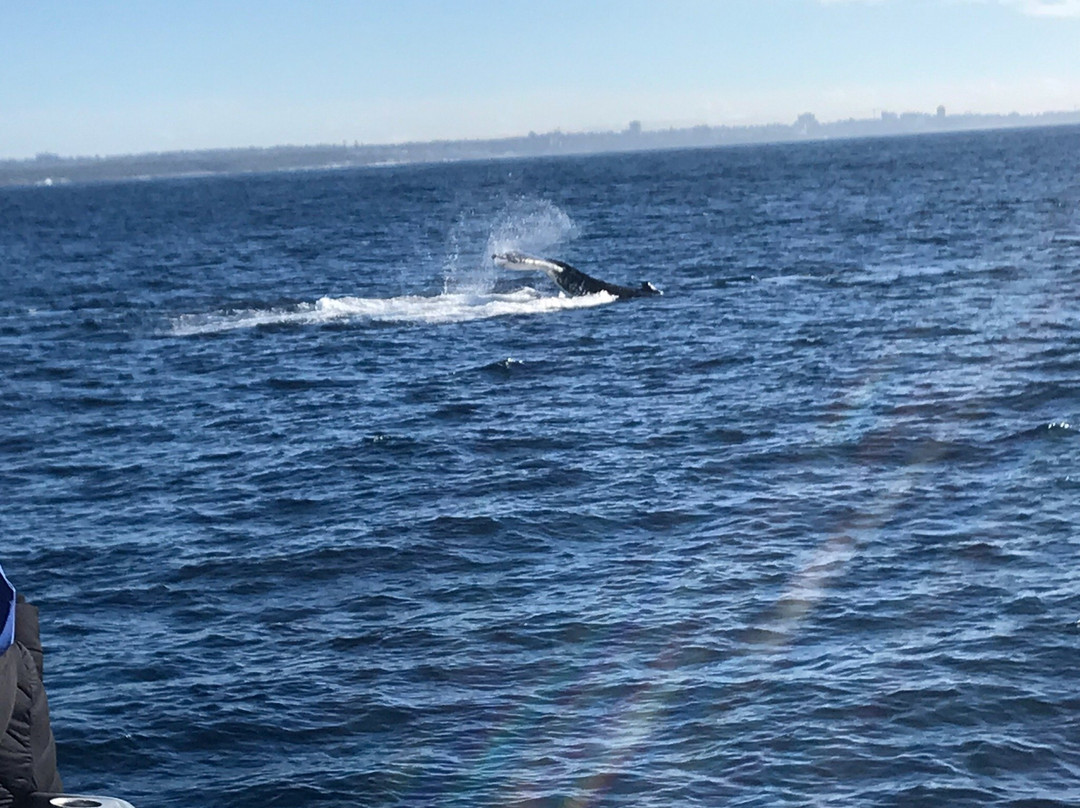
[7,105,1080,165]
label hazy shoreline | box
[4,108,1080,188]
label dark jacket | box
[0,593,63,807]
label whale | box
[492,252,662,299]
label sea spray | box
[442,198,577,294]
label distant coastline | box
[3,108,1080,188]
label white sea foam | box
[170,288,614,336]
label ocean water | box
[2,126,1079,807]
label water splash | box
[173,200,585,337]
[485,197,577,259]
[443,198,577,294]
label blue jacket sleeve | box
[0,566,14,657]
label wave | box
[1007,420,1077,442]
[170,287,615,336]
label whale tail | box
[493,251,661,299]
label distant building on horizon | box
[794,112,820,136]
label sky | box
[2,0,1080,160]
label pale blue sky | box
[2,0,1079,159]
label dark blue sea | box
[2,126,1079,808]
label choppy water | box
[2,126,1080,807]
